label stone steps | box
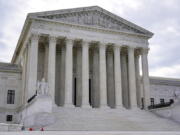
[1,131,180,135]
[44,107,180,131]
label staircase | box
[45,107,180,131]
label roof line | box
[28,6,154,37]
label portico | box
[10,6,153,111]
[26,33,150,109]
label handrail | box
[27,90,37,103]
[148,100,174,110]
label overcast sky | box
[0,0,180,78]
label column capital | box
[135,53,140,58]
[114,45,122,50]
[98,42,107,49]
[135,48,141,56]
[82,40,90,47]
[30,33,40,41]
[65,38,74,45]
[49,35,57,42]
[128,46,135,55]
[141,48,149,55]
[128,46,136,50]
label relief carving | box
[38,11,144,35]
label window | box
[170,99,174,104]
[6,115,13,122]
[160,99,165,104]
[7,90,15,104]
[150,98,154,106]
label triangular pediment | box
[29,6,153,37]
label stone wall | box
[150,77,180,104]
[0,63,22,124]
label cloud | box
[0,0,180,78]
[150,64,180,78]
[114,0,180,78]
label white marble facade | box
[0,63,22,124]
[9,6,154,111]
[150,77,180,104]
[1,6,180,131]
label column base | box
[64,103,75,108]
[115,105,126,110]
[52,103,58,108]
[81,104,91,109]
[130,106,140,111]
[99,105,110,109]
[143,106,150,111]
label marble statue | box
[36,78,49,96]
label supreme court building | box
[1,6,180,131]
[14,5,152,109]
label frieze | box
[32,21,70,33]
[32,20,147,47]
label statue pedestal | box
[21,95,55,129]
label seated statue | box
[36,78,49,96]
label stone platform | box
[43,107,180,131]
[1,131,180,135]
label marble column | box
[48,36,57,103]
[106,49,115,108]
[76,47,82,106]
[121,53,129,108]
[44,43,49,81]
[99,43,108,108]
[141,48,150,110]
[92,48,99,107]
[64,38,74,107]
[22,46,28,104]
[114,45,123,108]
[25,43,31,102]
[135,53,142,108]
[81,41,90,108]
[60,46,65,106]
[128,47,137,109]
[27,34,39,100]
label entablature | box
[30,19,149,48]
